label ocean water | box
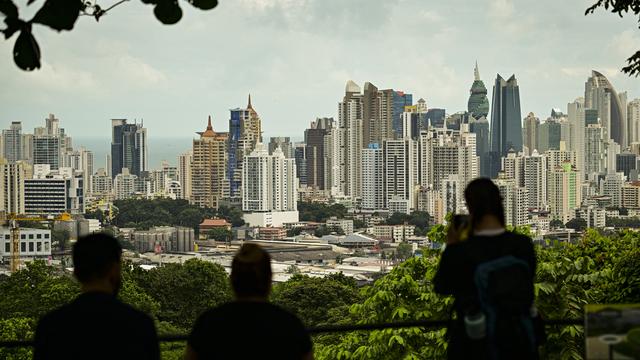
[74,137,194,170]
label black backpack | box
[474,254,538,360]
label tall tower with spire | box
[228,95,263,197]
[467,62,490,119]
[192,116,228,208]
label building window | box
[45,242,50,252]
[21,243,26,252]
[28,234,34,239]
[44,234,50,239]
[20,234,25,240]
[29,242,34,252]
[37,242,42,252]
[37,234,42,239]
[4,243,9,252]
[4,235,8,240]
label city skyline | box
[1,0,639,138]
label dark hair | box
[73,233,122,283]
[231,243,272,298]
[464,178,506,228]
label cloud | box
[489,0,514,19]
[117,55,167,85]
[609,30,640,58]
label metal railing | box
[0,318,583,349]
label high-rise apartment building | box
[494,172,529,227]
[191,117,228,209]
[2,122,23,162]
[585,70,627,147]
[629,99,640,145]
[0,159,32,214]
[548,161,581,223]
[33,135,61,170]
[383,139,417,211]
[110,119,147,178]
[568,99,586,180]
[489,74,522,178]
[294,144,307,187]
[113,168,138,200]
[585,124,606,176]
[178,151,192,200]
[304,117,334,191]
[361,143,384,211]
[501,150,525,187]
[339,81,364,198]
[523,112,539,155]
[422,127,479,191]
[242,143,297,212]
[524,150,547,210]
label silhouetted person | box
[185,243,313,360]
[34,233,159,360]
[434,178,541,360]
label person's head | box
[73,233,123,295]
[230,243,272,300]
[464,178,506,229]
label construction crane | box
[2,213,72,273]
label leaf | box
[0,0,18,18]
[32,0,82,31]
[13,27,41,71]
[187,0,217,10]
[154,0,182,24]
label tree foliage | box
[0,0,219,71]
[298,202,348,222]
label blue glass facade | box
[392,92,412,138]
[228,109,242,196]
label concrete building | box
[383,139,417,212]
[242,143,298,227]
[304,117,334,191]
[524,150,547,210]
[585,124,606,177]
[1,227,52,261]
[361,143,384,211]
[600,173,625,207]
[24,166,84,215]
[178,151,192,200]
[494,173,529,227]
[258,227,287,240]
[370,224,415,242]
[339,81,364,199]
[33,135,61,170]
[585,70,627,147]
[191,117,228,209]
[2,121,23,162]
[110,119,147,178]
[326,217,354,235]
[548,161,582,223]
[0,160,32,214]
[622,182,640,209]
[130,226,194,253]
[113,168,138,200]
[268,137,293,158]
[523,112,540,155]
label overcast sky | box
[1,0,639,140]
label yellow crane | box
[2,213,72,273]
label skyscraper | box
[33,135,61,170]
[228,95,263,197]
[0,159,32,214]
[268,137,293,158]
[178,151,193,200]
[110,119,147,178]
[339,81,364,198]
[585,70,627,147]
[361,143,384,211]
[392,91,412,139]
[548,161,581,223]
[383,139,417,211]
[522,112,540,155]
[242,143,298,227]
[467,62,490,119]
[2,122,23,162]
[489,74,522,178]
[191,117,228,209]
[304,117,334,190]
[629,98,640,145]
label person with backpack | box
[434,178,543,360]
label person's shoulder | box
[504,231,534,246]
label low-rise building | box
[199,218,231,234]
[326,217,354,235]
[1,227,52,261]
[258,227,287,240]
[370,224,416,242]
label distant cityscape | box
[1,63,639,275]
